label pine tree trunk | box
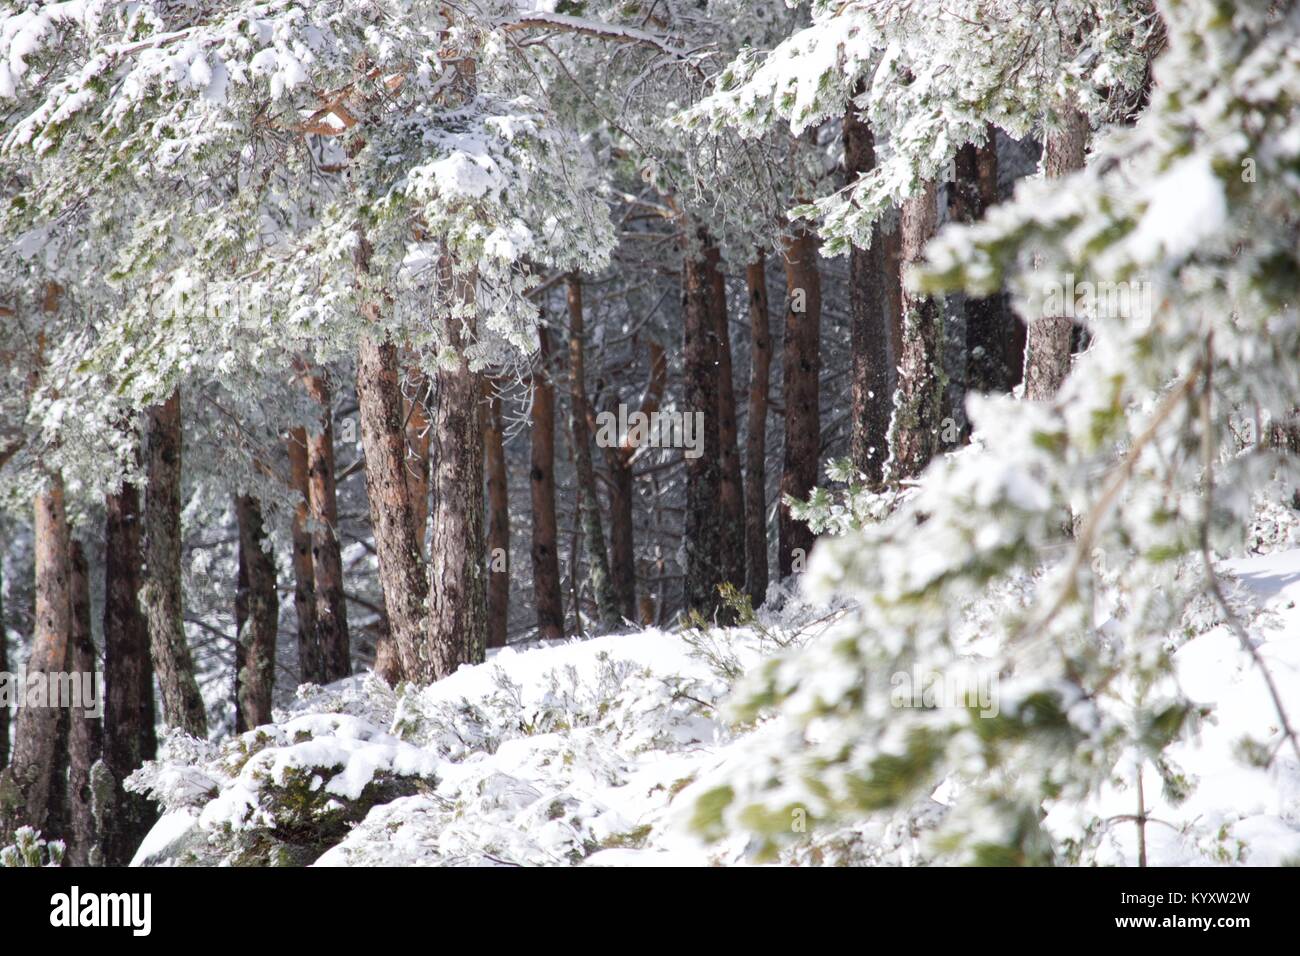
[713,253,746,590]
[845,109,898,485]
[682,235,724,614]
[102,477,158,866]
[142,390,207,737]
[357,334,431,682]
[954,133,1024,395]
[600,341,665,622]
[303,373,351,682]
[1024,106,1090,401]
[566,273,621,631]
[530,326,566,641]
[65,541,103,866]
[778,228,822,577]
[743,253,772,605]
[0,480,72,841]
[404,369,431,555]
[234,496,278,732]
[427,288,487,675]
[602,447,637,621]
[888,181,945,480]
[286,427,322,685]
[484,385,510,649]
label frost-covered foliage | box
[0,826,66,867]
[0,0,616,514]
[685,0,1300,863]
[683,0,1159,252]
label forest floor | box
[127,554,1300,867]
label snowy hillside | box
[124,554,1300,868]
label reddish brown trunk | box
[743,254,772,605]
[404,369,431,555]
[712,253,746,590]
[427,281,487,675]
[530,326,566,641]
[484,385,510,649]
[65,541,103,866]
[234,495,278,732]
[303,373,351,682]
[102,475,158,865]
[845,108,900,484]
[778,229,822,577]
[142,390,207,736]
[888,181,945,480]
[357,334,430,682]
[0,480,72,841]
[286,427,322,684]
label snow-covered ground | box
[128,554,1300,867]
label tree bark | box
[0,480,71,841]
[404,369,432,555]
[1023,106,1090,401]
[566,273,621,631]
[743,254,772,605]
[233,495,278,733]
[142,390,207,736]
[484,384,510,649]
[845,102,900,486]
[102,476,158,866]
[682,235,724,614]
[600,341,665,621]
[285,427,322,685]
[427,274,487,676]
[713,253,746,590]
[778,228,823,577]
[357,334,430,683]
[951,132,1021,397]
[530,326,566,641]
[888,181,946,480]
[303,373,351,682]
[65,541,103,866]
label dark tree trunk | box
[427,289,487,675]
[743,253,772,605]
[951,132,1022,397]
[778,228,822,577]
[603,450,637,620]
[65,541,103,866]
[303,372,351,683]
[566,273,621,631]
[845,101,899,486]
[142,390,207,736]
[600,341,665,622]
[0,480,71,841]
[682,233,723,614]
[484,385,510,649]
[102,477,159,866]
[233,496,278,733]
[713,253,746,590]
[286,427,322,685]
[357,335,431,682]
[530,326,566,641]
[1024,107,1090,401]
[888,181,946,480]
